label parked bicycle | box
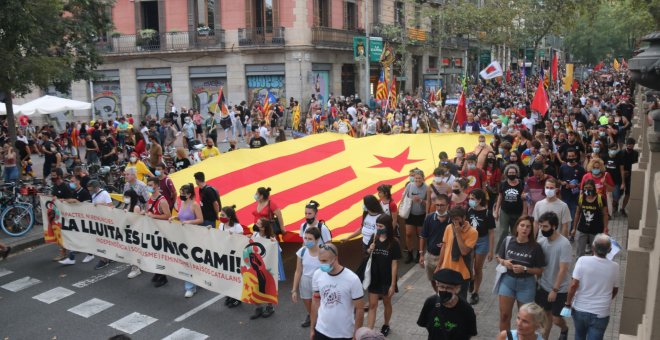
[0,182,35,237]
[17,179,50,226]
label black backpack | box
[302,220,332,243]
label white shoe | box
[58,258,76,265]
[184,288,196,298]
[82,254,95,263]
[127,267,142,279]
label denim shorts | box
[498,274,537,303]
[475,235,490,255]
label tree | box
[0,0,112,147]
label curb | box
[8,235,46,253]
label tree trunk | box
[3,91,18,154]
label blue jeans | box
[202,220,216,228]
[4,166,18,183]
[572,309,609,340]
[184,281,196,292]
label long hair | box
[222,205,240,226]
[258,217,274,239]
[375,214,398,250]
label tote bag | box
[398,186,412,219]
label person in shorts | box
[292,227,322,328]
[419,194,451,291]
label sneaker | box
[53,253,67,262]
[380,324,391,337]
[261,305,274,318]
[569,236,575,242]
[184,288,196,298]
[153,275,168,288]
[301,314,311,328]
[94,260,109,270]
[469,293,480,305]
[127,266,142,279]
[250,307,263,320]
[58,258,76,265]
[82,254,95,263]
[228,299,242,308]
[559,329,569,340]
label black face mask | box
[567,158,577,164]
[252,225,259,232]
[179,195,187,201]
[452,189,461,195]
[584,189,595,197]
[507,174,517,180]
[438,290,454,304]
[305,217,315,225]
[541,228,554,238]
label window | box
[344,1,357,30]
[196,0,216,30]
[414,4,421,28]
[394,1,405,26]
[372,0,381,25]
[254,0,274,33]
[429,56,438,69]
[314,0,330,27]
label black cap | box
[432,269,464,285]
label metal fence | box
[311,27,357,48]
[237,27,285,47]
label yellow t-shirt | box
[201,146,220,159]
[125,161,152,183]
[439,222,478,280]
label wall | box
[222,0,245,29]
[112,1,136,34]
[166,0,188,31]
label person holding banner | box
[194,172,221,228]
[171,184,204,298]
[123,188,145,279]
[250,218,278,319]
[145,176,171,287]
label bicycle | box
[0,182,35,237]
[17,179,50,226]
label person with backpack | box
[194,172,221,228]
[466,189,496,306]
[292,226,323,328]
[572,179,609,258]
[299,200,332,245]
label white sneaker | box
[58,258,76,265]
[127,266,142,279]
[82,254,95,263]
[184,288,196,298]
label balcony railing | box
[238,27,285,47]
[311,27,358,48]
[96,29,225,54]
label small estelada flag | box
[479,61,503,80]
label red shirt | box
[252,200,279,224]
[134,139,146,155]
[581,172,614,197]
[461,168,485,193]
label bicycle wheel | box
[32,197,43,225]
[1,204,34,237]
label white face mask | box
[130,156,137,163]
[123,198,131,204]
[545,188,556,198]
[434,177,443,183]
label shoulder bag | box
[398,185,412,219]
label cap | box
[355,327,386,340]
[432,269,464,285]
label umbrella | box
[17,95,91,116]
[0,103,22,115]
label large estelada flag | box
[169,133,481,242]
[376,69,388,101]
[479,61,503,80]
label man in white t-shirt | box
[311,244,364,339]
[532,178,571,237]
[566,234,619,340]
[522,113,536,132]
[88,180,115,270]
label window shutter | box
[313,0,319,27]
[343,1,348,30]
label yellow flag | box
[613,58,620,71]
[563,64,574,92]
[292,104,301,131]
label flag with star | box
[169,133,481,242]
[376,69,388,101]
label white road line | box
[0,267,13,278]
[71,264,129,288]
[108,312,158,335]
[1,276,41,292]
[32,286,75,304]
[174,294,224,322]
[162,328,209,340]
[68,298,114,318]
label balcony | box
[96,29,225,54]
[311,27,359,49]
[238,27,285,47]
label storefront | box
[190,65,227,118]
[137,68,172,120]
[245,64,285,108]
[93,69,121,121]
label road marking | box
[33,286,75,304]
[68,298,114,318]
[1,276,41,292]
[109,312,158,334]
[162,328,208,340]
[0,268,13,278]
[71,264,129,288]
[174,294,224,322]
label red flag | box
[217,86,229,116]
[428,90,435,102]
[531,80,549,117]
[506,69,511,83]
[453,91,467,127]
[594,61,604,71]
[551,52,558,81]
[571,80,579,94]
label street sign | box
[369,37,383,62]
[353,36,384,62]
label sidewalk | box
[374,214,628,340]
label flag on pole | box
[594,61,604,71]
[613,58,620,71]
[562,64,574,92]
[217,86,229,116]
[479,61,503,80]
[261,91,278,115]
[551,51,558,81]
[531,79,550,117]
[376,69,388,101]
[388,75,397,109]
[453,91,467,129]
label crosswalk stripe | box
[0,267,13,278]
[174,294,224,322]
[32,287,75,304]
[162,328,208,340]
[68,298,114,318]
[108,312,158,335]
[71,263,129,288]
[1,276,41,292]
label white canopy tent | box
[0,103,22,115]
[16,95,91,116]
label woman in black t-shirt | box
[366,214,402,336]
[494,164,527,252]
[174,147,191,172]
[466,189,496,306]
[572,179,608,258]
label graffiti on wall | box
[313,71,329,113]
[247,75,285,108]
[139,80,172,120]
[191,78,226,118]
[93,82,121,121]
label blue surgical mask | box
[154,170,162,177]
[498,148,504,155]
[319,263,333,273]
[304,241,315,249]
[147,186,154,193]
[591,168,601,175]
[468,164,476,170]
[409,176,415,183]
[254,194,259,201]
[468,199,477,208]
[69,183,76,189]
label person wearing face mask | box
[426,167,453,214]
[124,151,153,183]
[377,184,399,231]
[448,178,469,211]
[604,143,624,215]
[461,154,487,194]
[557,131,585,164]
[365,214,401,336]
[523,163,553,215]
[58,174,94,266]
[466,189,495,305]
[617,138,639,216]
[572,180,609,258]
[169,184,203,298]
[483,152,501,211]
[494,164,528,252]
[310,243,364,340]
[558,149,585,231]
[251,187,284,236]
[292,227,323,328]
[299,200,332,245]
[420,194,452,291]
[470,135,494,169]
[531,178,571,237]
[121,188,145,278]
[87,180,115,270]
[434,207,478,299]
[451,147,467,171]
[201,137,220,159]
[154,164,177,211]
[580,158,614,199]
[417,268,478,340]
[194,172,222,228]
[144,176,172,286]
[182,116,196,150]
[401,169,427,264]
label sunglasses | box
[320,244,337,256]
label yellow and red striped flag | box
[387,75,397,109]
[376,69,388,101]
[169,133,480,242]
